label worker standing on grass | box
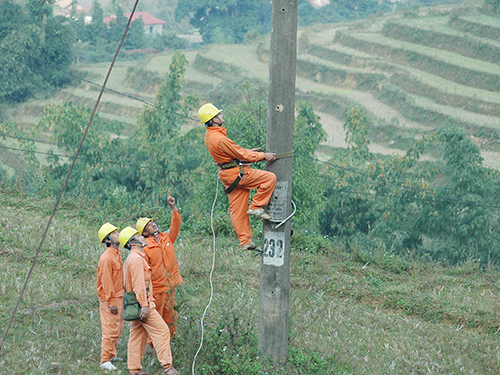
[97,223,124,371]
[119,227,180,375]
[199,103,277,251]
[136,193,182,343]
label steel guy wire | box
[0,0,141,352]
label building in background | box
[104,11,166,35]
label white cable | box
[192,175,219,375]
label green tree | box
[484,0,500,14]
[320,107,436,251]
[319,108,500,264]
[320,107,375,238]
[153,32,187,51]
[67,0,86,43]
[0,26,43,102]
[39,16,74,87]
[124,17,145,50]
[26,52,199,209]
[87,0,107,46]
[292,101,327,226]
[0,0,27,41]
[107,1,128,44]
[26,0,55,28]
[135,51,198,204]
[344,106,370,160]
[175,0,265,44]
[421,126,500,263]
[36,102,133,200]
[0,121,38,169]
[0,1,73,102]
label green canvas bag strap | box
[223,164,245,195]
[124,260,150,304]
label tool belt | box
[218,159,240,170]
[217,159,245,194]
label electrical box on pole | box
[258,0,298,365]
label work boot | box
[247,208,271,220]
[110,356,123,363]
[100,361,117,371]
[163,366,180,374]
[241,241,257,251]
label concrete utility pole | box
[258,0,298,365]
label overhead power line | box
[3,138,499,211]
[0,133,57,145]
[309,155,500,210]
[0,144,67,158]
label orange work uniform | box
[144,210,182,338]
[96,246,124,363]
[124,249,174,373]
[205,126,277,246]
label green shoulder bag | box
[123,279,149,321]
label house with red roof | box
[103,11,166,35]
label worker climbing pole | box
[258,0,298,365]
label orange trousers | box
[127,304,173,372]
[224,168,277,246]
[99,300,123,363]
[147,289,177,347]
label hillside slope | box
[1,183,500,374]
[2,4,500,173]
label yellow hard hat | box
[98,223,119,243]
[119,226,139,249]
[198,103,221,124]
[136,217,153,235]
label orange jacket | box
[205,126,265,165]
[205,126,266,187]
[96,247,124,306]
[124,249,154,307]
[144,210,182,294]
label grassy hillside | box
[1,183,500,374]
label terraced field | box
[294,7,500,168]
[2,4,500,174]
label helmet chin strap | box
[105,236,119,247]
[130,238,147,248]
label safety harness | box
[218,159,246,194]
[217,151,294,195]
